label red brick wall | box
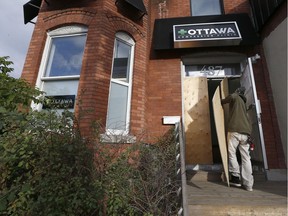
[149,0,251,20]
[223,0,250,14]
[146,58,182,140]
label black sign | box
[43,95,76,109]
[173,22,242,48]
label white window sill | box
[100,133,136,144]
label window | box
[106,32,135,134]
[34,25,87,112]
[191,0,223,16]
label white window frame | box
[106,32,135,135]
[33,25,87,111]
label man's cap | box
[235,86,246,95]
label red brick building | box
[22,0,286,179]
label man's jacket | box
[221,92,252,135]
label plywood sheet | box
[221,78,229,132]
[212,86,229,186]
[183,77,212,164]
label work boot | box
[243,185,253,192]
[230,175,241,187]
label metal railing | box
[174,122,189,216]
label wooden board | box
[212,86,229,186]
[183,77,212,164]
[221,78,229,133]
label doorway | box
[181,53,266,169]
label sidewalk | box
[186,171,287,216]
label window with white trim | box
[106,32,135,135]
[34,25,87,112]
[191,0,223,16]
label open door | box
[240,58,268,170]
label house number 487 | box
[200,65,223,76]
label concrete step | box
[185,166,286,216]
[188,204,287,216]
[187,170,266,182]
[186,178,287,216]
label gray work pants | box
[227,132,254,188]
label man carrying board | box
[221,87,254,192]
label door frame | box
[180,53,268,170]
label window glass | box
[112,40,131,82]
[42,80,79,112]
[43,80,79,96]
[191,0,222,16]
[106,82,128,131]
[45,35,87,77]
